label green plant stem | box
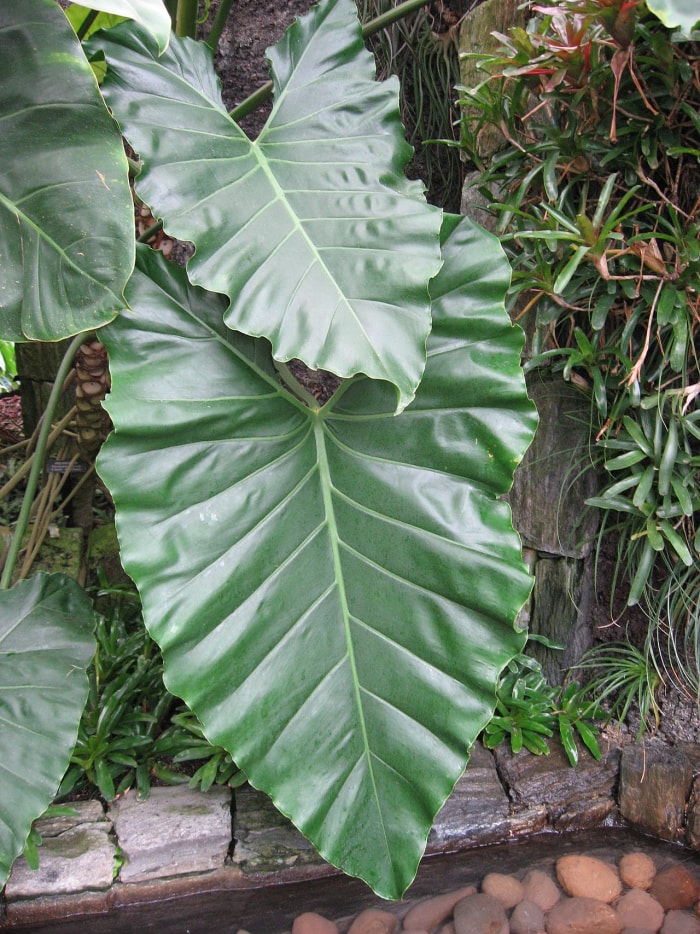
[138,220,164,243]
[163,0,178,25]
[0,333,87,591]
[206,0,234,51]
[361,0,431,37]
[175,0,199,38]
[229,0,432,122]
[76,8,100,41]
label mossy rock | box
[87,522,131,588]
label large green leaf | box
[0,0,134,342]
[92,0,443,412]
[97,217,536,898]
[646,0,699,34]
[0,573,95,887]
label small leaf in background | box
[0,574,95,887]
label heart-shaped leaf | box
[97,216,536,898]
[0,0,134,342]
[0,574,95,887]
[92,0,443,412]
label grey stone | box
[619,743,693,842]
[686,774,700,850]
[110,785,232,883]
[458,0,525,161]
[5,801,115,898]
[509,899,546,934]
[232,783,324,874]
[460,173,499,233]
[507,376,600,560]
[495,738,619,831]
[428,743,510,851]
[662,911,700,934]
[28,800,106,837]
[453,892,508,934]
[527,554,594,684]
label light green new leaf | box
[65,0,170,51]
[646,0,699,34]
[97,217,536,898]
[92,0,443,412]
[0,574,95,887]
[0,0,134,342]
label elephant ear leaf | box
[97,215,536,899]
[92,0,443,412]
[0,574,95,887]
[0,0,134,342]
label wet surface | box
[13,828,700,934]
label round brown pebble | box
[453,892,508,934]
[402,886,476,931]
[347,909,398,934]
[556,854,622,903]
[661,911,700,934]
[522,869,562,911]
[620,851,657,890]
[615,888,665,932]
[481,871,525,909]
[651,866,700,911]
[510,898,546,934]
[292,913,340,934]
[545,896,622,934]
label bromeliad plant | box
[458,0,700,702]
[0,0,537,898]
[483,638,603,766]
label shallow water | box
[14,828,700,934]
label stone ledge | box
[4,736,700,930]
[111,785,232,883]
[4,801,115,900]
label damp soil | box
[203,0,319,139]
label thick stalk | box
[229,0,431,122]
[76,8,99,41]
[138,220,164,243]
[0,334,86,591]
[362,0,432,37]
[163,0,178,24]
[175,0,199,38]
[207,0,235,50]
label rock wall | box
[507,376,600,682]
[459,2,600,683]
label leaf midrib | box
[314,418,390,852]
[247,141,387,373]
